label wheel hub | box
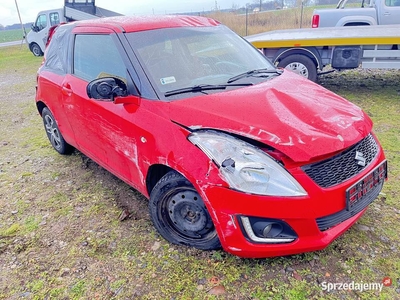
[286,62,309,78]
[45,115,61,149]
[167,190,211,238]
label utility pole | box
[14,0,27,46]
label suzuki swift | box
[35,15,387,258]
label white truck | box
[26,0,121,56]
[312,0,400,28]
[246,24,400,82]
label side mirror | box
[31,24,39,32]
[87,77,128,102]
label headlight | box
[188,131,307,197]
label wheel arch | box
[337,16,376,27]
[274,47,322,71]
[343,22,370,26]
[36,101,47,116]
[146,164,175,196]
[29,42,44,56]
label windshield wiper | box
[164,83,252,97]
[227,68,283,84]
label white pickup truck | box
[312,0,400,28]
[26,0,121,56]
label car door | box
[32,13,48,52]
[62,29,138,184]
[379,0,400,24]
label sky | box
[0,0,251,26]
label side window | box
[49,13,60,26]
[73,34,127,82]
[35,14,47,31]
[385,0,400,6]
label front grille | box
[302,134,378,188]
[316,179,384,231]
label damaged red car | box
[35,15,387,258]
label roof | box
[73,15,221,33]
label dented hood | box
[168,71,372,162]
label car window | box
[35,14,47,31]
[73,34,127,82]
[43,23,74,75]
[127,26,274,99]
[49,12,60,26]
[385,0,400,6]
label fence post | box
[245,6,248,36]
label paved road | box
[0,40,26,48]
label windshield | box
[126,25,275,100]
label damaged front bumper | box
[201,150,386,258]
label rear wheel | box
[30,43,43,57]
[149,170,221,250]
[278,54,318,82]
[42,107,73,155]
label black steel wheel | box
[30,43,43,57]
[278,54,318,82]
[149,171,221,250]
[42,107,73,155]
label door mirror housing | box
[31,24,39,32]
[87,77,128,102]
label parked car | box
[35,15,387,258]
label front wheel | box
[42,107,73,155]
[149,171,221,250]
[278,54,318,82]
[30,43,43,57]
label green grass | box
[0,28,29,43]
[0,45,39,70]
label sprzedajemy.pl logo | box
[321,277,392,293]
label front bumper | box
[201,151,386,258]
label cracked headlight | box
[188,131,307,197]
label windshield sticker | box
[160,76,176,85]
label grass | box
[0,28,29,43]
[0,22,400,300]
[208,7,315,36]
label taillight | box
[312,15,320,28]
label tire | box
[278,54,318,82]
[42,107,73,155]
[149,170,221,250]
[30,43,43,57]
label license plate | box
[346,160,387,211]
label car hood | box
[168,71,372,162]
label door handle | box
[62,83,72,96]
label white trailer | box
[26,0,122,56]
[245,25,400,82]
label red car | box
[35,15,387,258]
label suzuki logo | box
[355,151,366,167]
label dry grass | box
[207,7,315,36]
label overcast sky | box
[0,0,251,26]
